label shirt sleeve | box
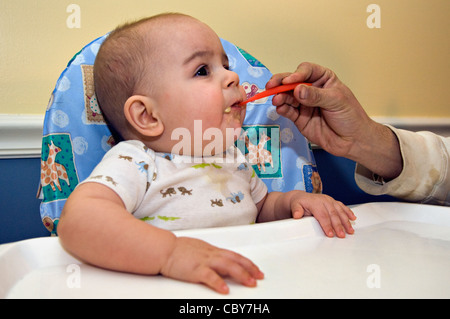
[79,140,156,212]
[355,125,450,205]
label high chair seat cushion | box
[39,35,321,234]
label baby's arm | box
[256,191,356,238]
[58,183,263,294]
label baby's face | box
[145,17,247,156]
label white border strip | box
[309,116,450,149]
[0,114,449,158]
[0,114,44,159]
[372,116,450,137]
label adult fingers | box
[267,62,334,89]
[282,62,334,86]
[266,72,293,89]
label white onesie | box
[80,140,268,230]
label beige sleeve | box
[355,125,450,205]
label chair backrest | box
[39,35,322,235]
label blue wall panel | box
[313,149,397,205]
[0,158,49,244]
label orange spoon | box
[239,82,312,106]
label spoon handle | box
[239,82,312,106]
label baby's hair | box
[94,12,190,140]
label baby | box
[57,13,356,294]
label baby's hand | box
[290,192,356,238]
[160,237,264,294]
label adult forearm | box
[348,120,403,180]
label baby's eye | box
[195,66,209,77]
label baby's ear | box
[124,95,164,137]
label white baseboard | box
[372,116,450,138]
[0,114,44,159]
[310,116,450,149]
[0,114,449,158]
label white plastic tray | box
[1,202,450,298]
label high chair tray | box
[1,202,449,299]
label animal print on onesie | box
[79,140,268,230]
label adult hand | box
[268,62,402,179]
[267,62,373,158]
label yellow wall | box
[1,0,449,117]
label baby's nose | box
[225,70,239,88]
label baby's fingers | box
[313,202,355,238]
[198,267,230,294]
[316,212,335,238]
[338,203,357,236]
[201,253,263,294]
[291,201,305,219]
[328,202,356,238]
[216,251,264,284]
[329,207,347,238]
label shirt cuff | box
[354,125,449,204]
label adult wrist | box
[349,121,403,180]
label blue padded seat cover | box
[39,35,321,234]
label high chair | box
[39,34,322,234]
